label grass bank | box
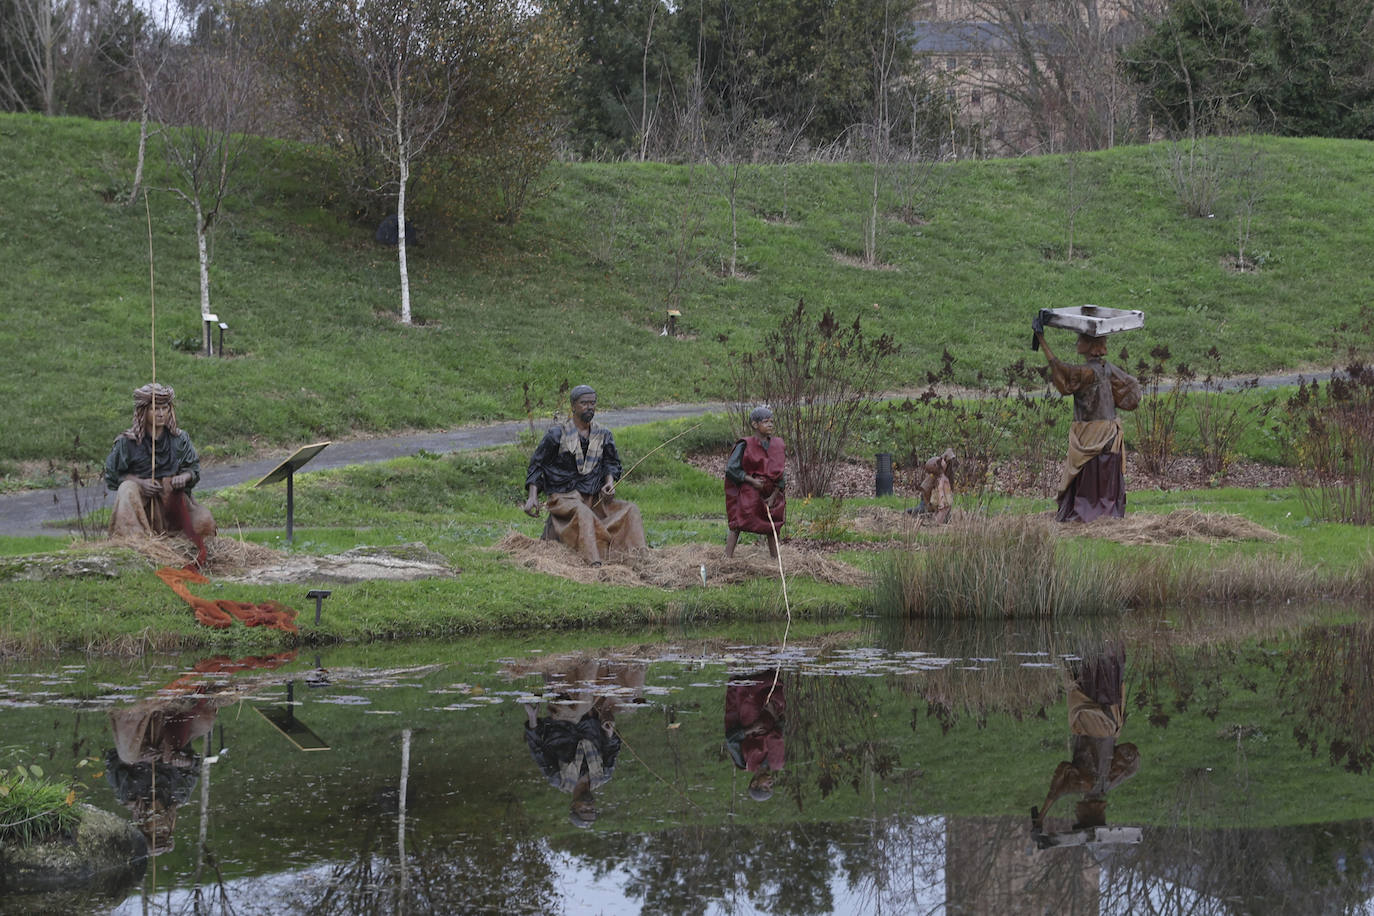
[1,416,1371,654]
[2,113,1373,477]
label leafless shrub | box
[1193,347,1265,477]
[1130,345,1193,476]
[729,299,897,497]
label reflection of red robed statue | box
[725,669,785,801]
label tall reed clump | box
[871,514,1131,618]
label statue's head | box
[131,383,179,437]
[749,405,774,434]
[1076,334,1108,358]
[569,385,597,422]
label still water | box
[2,614,1374,915]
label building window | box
[946,88,956,101]
[971,91,982,105]
[972,58,983,70]
[947,57,957,70]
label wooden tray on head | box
[1040,305,1144,336]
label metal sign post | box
[254,442,331,544]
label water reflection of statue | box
[103,654,293,855]
[521,657,647,827]
[1031,646,1140,847]
[725,669,785,802]
[104,694,222,855]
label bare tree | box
[298,0,457,326]
[0,0,72,113]
[150,32,263,351]
[958,0,1153,152]
[121,5,175,204]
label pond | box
[2,611,1373,915]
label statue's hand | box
[600,479,616,499]
[135,477,161,498]
[166,473,191,491]
[522,496,542,518]
[1031,311,1045,335]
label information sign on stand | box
[255,442,330,544]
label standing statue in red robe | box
[724,406,786,558]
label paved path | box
[0,403,725,538]
[0,369,1330,538]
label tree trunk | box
[195,197,212,352]
[729,162,739,277]
[397,129,412,326]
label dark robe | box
[1049,357,1141,522]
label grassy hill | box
[3,113,1371,468]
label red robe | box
[725,436,786,534]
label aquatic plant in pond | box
[870,513,1130,618]
[0,762,80,844]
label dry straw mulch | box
[846,507,1282,547]
[494,533,869,589]
[1075,509,1284,545]
[87,534,282,575]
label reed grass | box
[872,514,1374,620]
[871,514,1132,618]
[0,765,79,844]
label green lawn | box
[2,113,1371,476]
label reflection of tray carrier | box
[1039,305,1145,337]
[255,442,330,544]
[1031,822,1142,850]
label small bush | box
[0,763,80,844]
[1131,345,1193,476]
[877,350,1060,500]
[1193,347,1266,477]
[728,298,897,497]
[1277,365,1374,526]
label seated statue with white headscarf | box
[104,383,216,542]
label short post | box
[286,471,294,543]
[306,589,331,625]
[875,452,894,497]
[666,308,681,335]
[203,313,218,356]
[217,321,228,356]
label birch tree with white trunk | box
[149,31,262,351]
[305,0,452,326]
